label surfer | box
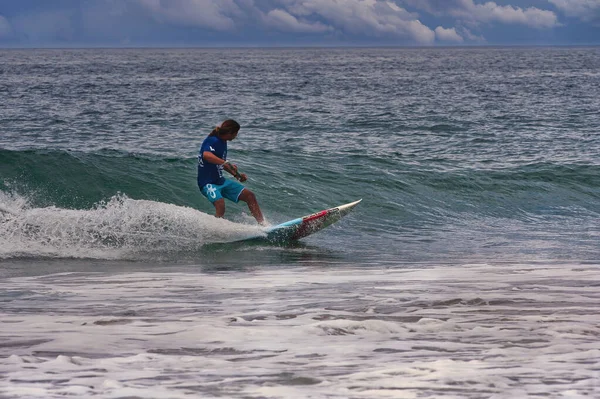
[197,119,265,225]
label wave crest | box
[0,193,263,260]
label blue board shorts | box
[200,180,245,203]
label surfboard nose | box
[336,199,362,216]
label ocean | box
[1,47,599,398]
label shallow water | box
[2,262,600,398]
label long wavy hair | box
[208,119,240,137]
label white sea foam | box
[1,263,599,398]
[0,193,264,259]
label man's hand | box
[223,161,238,175]
[223,161,245,181]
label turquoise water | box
[1,48,599,398]
[1,48,599,263]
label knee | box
[240,190,257,204]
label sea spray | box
[0,193,264,260]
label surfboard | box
[242,199,362,244]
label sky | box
[0,0,599,47]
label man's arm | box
[202,151,227,166]
[202,151,246,182]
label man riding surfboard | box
[197,119,265,225]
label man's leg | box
[213,198,226,218]
[238,189,264,225]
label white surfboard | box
[242,199,362,244]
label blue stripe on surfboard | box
[265,217,303,232]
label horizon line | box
[1,43,600,50]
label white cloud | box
[136,0,243,31]
[435,26,464,42]
[263,9,331,33]
[459,26,486,42]
[452,0,559,28]
[281,0,436,44]
[0,0,592,46]
[549,0,600,23]
[132,0,437,43]
[0,15,12,38]
[403,0,559,28]
[403,20,437,44]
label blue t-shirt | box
[197,136,227,188]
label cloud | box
[135,0,243,31]
[404,0,559,28]
[459,26,486,42]
[0,15,12,39]
[275,0,436,44]
[263,9,331,33]
[549,0,600,23]
[435,26,464,42]
[0,0,585,46]
[132,0,437,43]
[466,1,559,28]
